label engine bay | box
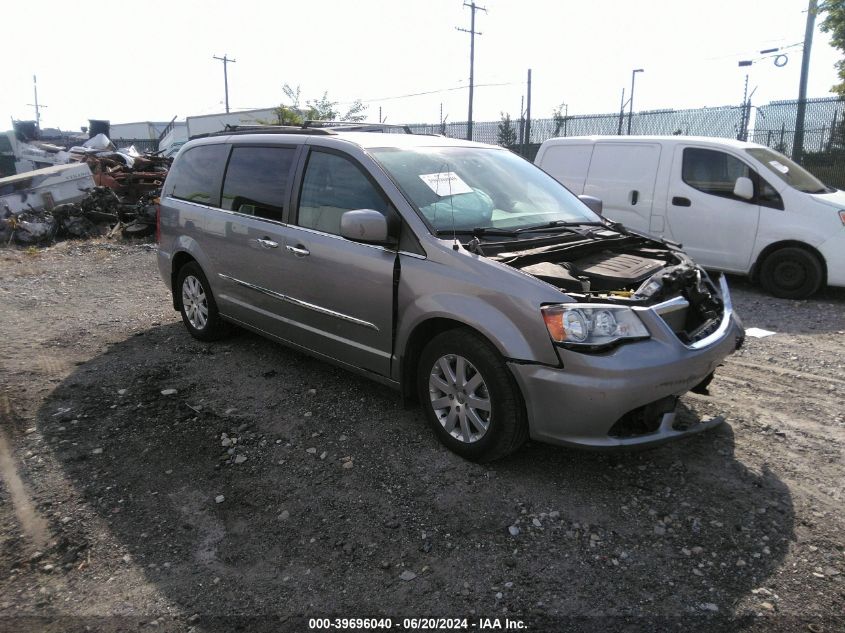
[469,226,726,344]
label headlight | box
[541,304,649,347]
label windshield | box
[369,146,600,233]
[745,147,831,194]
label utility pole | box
[739,74,749,141]
[26,75,47,131]
[213,54,237,113]
[457,1,486,141]
[793,0,817,162]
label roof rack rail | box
[302,120,414,134]
[191,124,335,139]
[190,121,415,141]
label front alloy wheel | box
[417,328,528,462]
[428,354,492,443]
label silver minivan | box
[157,125,744,461]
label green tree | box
[552,103,572,136]
[820,0,845,96]
[552,103,570,136]
[272,84,368,124]
[273,83,305,125]
[496,112,517,146]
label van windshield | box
[369,146,600,233]
[745,147,832,194]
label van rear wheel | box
[176,262,231,341]
[417,329,527,462]
[759,247,823,299]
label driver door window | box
[296,151,390,236]
[682,148,752,202]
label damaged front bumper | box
[509,275,744,448]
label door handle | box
[286,244,310,257]
[631,190,639,205]
[672,196,691,207]
[257,238,279,248]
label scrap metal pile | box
[71,134,171,204]
[0,134,170,247]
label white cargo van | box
[535,136,845,298]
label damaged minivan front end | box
[473,226,744,447]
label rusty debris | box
[1,135,170,247]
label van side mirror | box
[733,176,754,201]
[578,195,603,216]
[340,209,390,244]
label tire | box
[759,247,823,299]
[176,262,231,341]
[122,221,155,239]
[416,329,528,462]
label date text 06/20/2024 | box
[308,618,527,630]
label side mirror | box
[733,176,754,200]
[340,209,389,244]
[578,195,603,216]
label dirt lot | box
[0,240,843,633]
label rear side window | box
[168,144,228,205]
[296,151,389,236]
[221,146,296,222]
[682,148,751,200]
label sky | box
[1,0,840,132]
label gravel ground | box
[0,240,842,633]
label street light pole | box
[627,68,644,135]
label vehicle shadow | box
[30,323,803,632]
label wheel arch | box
[751,240,827,285]
[400,317,513,403]
[170,251,198,310]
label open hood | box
[468,225,726,345]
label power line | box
[353,81,518,104]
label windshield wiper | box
[435,220,609,239]
[475,220,608,236]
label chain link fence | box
[408,96,845,188]
[751,97,845,188]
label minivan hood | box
[809,188,845,209]
[468,225,725,345]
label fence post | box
[780,123,785,151]
[828,111,838,152]
[617,88,625,135]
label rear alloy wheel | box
[176,262,230,341]
[417,329,527,462]
[759,247,823,299]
